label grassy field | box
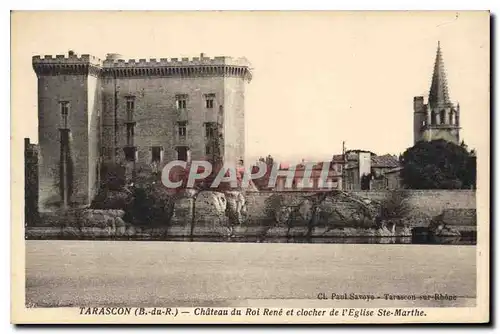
[26,240,476,308]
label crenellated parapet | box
[33,52,253,81]
[101,55,252,81]
[32,53,103,77]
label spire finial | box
[428,41,451,108]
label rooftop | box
[344,153,400,170]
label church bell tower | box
[413,42,461,145]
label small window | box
[205,144,212,155]
[204,94,215,109]
[176,146,188,162]
[124,146,136,162]
[205,122,217,139]
[177,121,187,137]
[126,96,135,120]
[151,146,162,163]
[176,94,188,110]
[59,101,70,129]
[440,109,446,124]
[126,124,135,146]
[431,111,437,125]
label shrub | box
[378,190,411,221]
[125,178,175,226]
[99,163,126,191]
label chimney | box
[200,53,205,58]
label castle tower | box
[99,54,252,180]
[413,42,460,145]
[33,51,253,206]
[33,51,102,211]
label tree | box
[400,139,476,189]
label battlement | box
[32,52,252,81]
[102,55,251,68]
[32,54,103,66]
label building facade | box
[274,160,344,192]
[343,151,401,191]
[413,42,461,145]
[33,51,252,211]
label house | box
[343,151,402,191]
[250,155,345,191]
[274,161,344,191]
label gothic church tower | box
[413,42,460,145]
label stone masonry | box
[32,51,252,211]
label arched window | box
[440,109,446,124]
[431,111,437,125]
[449,110,454,124]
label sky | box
[11,11,490,164]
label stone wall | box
[100,71,248,172]
[37,74,93,210]
[353,190,476,217]
[245,190,475,220]
[26,190,477,240]
[34,53,251,212]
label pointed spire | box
[428,41,451,108]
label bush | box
[100,163,126,191]
[125,178,175,226]
[378,190,411,221]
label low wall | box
[26,190,477,241]
[245,190,476,220]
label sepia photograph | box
[10,10,490,324]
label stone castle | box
[30,43,463,212]
[33,51,252,211]
[413,42,461,145]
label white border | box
[4,1,498,332]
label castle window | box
[204,94,215,109]
[205,122,217,139]
[440,109,446,124]
[176,146,189,162]
[449,111,454,125]
[126,124,135,146]
[177,121,187,138]
[176,94,187,110]
[59,101,70,129]
[125,96,135,121]
[124,146,137,162]
[151,146,163,163]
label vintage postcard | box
[11,10,490,324]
